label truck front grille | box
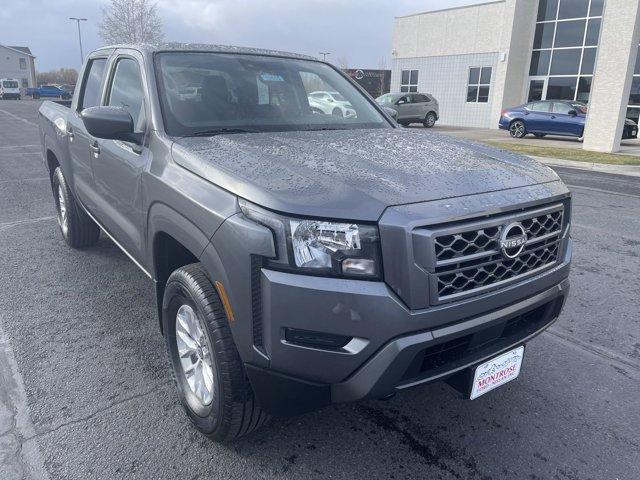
[427,204,565,303]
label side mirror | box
[568,109,577,116]
[80,106,142,144]
[396,100,405,105]
[383,106,398,119]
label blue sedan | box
[498,100,638,140]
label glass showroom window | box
[467,66,492,103]
[19,58,27,70]
[400,70,418,92]
[627,45,640,124]
[528,0,603,103]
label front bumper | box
[245,241,571,416]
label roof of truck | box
[93,43,318,61]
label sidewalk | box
[530,156,640,177]
[431,125,640,156]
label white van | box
[0,79,21,100]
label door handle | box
[550,115,556,119]
[89,142,100,158]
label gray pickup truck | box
[38,44,572,442]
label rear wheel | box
[52,167,100,248]
[163,264,269,441]
[509,120,527,138]
[332,107,343,117]
[423,112,437,128]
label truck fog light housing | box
[342,258,375,276]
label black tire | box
[423,112,437,128]
[533,133,546,138]
[332,107,343,117]
[163,264,269,442]
[52,167,100,248]
[509,120,527,138]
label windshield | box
[2,81,19,88]
[155,52,389,136]
[376,94,396,105]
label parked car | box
[59,84,76,95]
[39,44,571,442]
[499,100,638,140]
[0,78,21,99]
[308,90,355,117]
[26,85,72,100]
[376,92,439,128]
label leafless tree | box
[378,56,388,96]
[336,56,350,70]
[99,0,164,45]
[37,68,79,86]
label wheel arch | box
[148,202,220,332]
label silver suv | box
[376,92,439,127]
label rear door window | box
[80,58,107,110]
[530,101,552,112]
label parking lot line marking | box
[0,216,56,232]
[0,177,49,185]
[0,144,40,151]
[0,109,38,128]
[566,184,640,200]
[0,320,51,480]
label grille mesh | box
[432,208,563,301]
[435,210,562,262]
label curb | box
[530,156,640,178]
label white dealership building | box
[391,0,640,152]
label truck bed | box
[38,100,72,174]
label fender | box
[146,201,212,271]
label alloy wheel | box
[426,114,436,127]
[175,304,215,406]
[57,185,68,236]
[510,121,526,138]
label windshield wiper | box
[190,127,260,137]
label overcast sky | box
[1,0,486,72]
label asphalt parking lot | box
[1,100,639,480]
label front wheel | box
[423,112,437,128]
[509,120,527,138]
[52,167,100,248]
[163,264,269,441]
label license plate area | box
[470,346,524,400]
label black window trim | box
[400,69,419,93]
[76,56,109,112]
[102,52,150,148]
[466,66,492,103]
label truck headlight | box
[240,200,381,279]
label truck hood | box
[171,128,560,221]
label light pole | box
[319,52,331,62]
[69,17,87,64]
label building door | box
[527,78,547,102]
